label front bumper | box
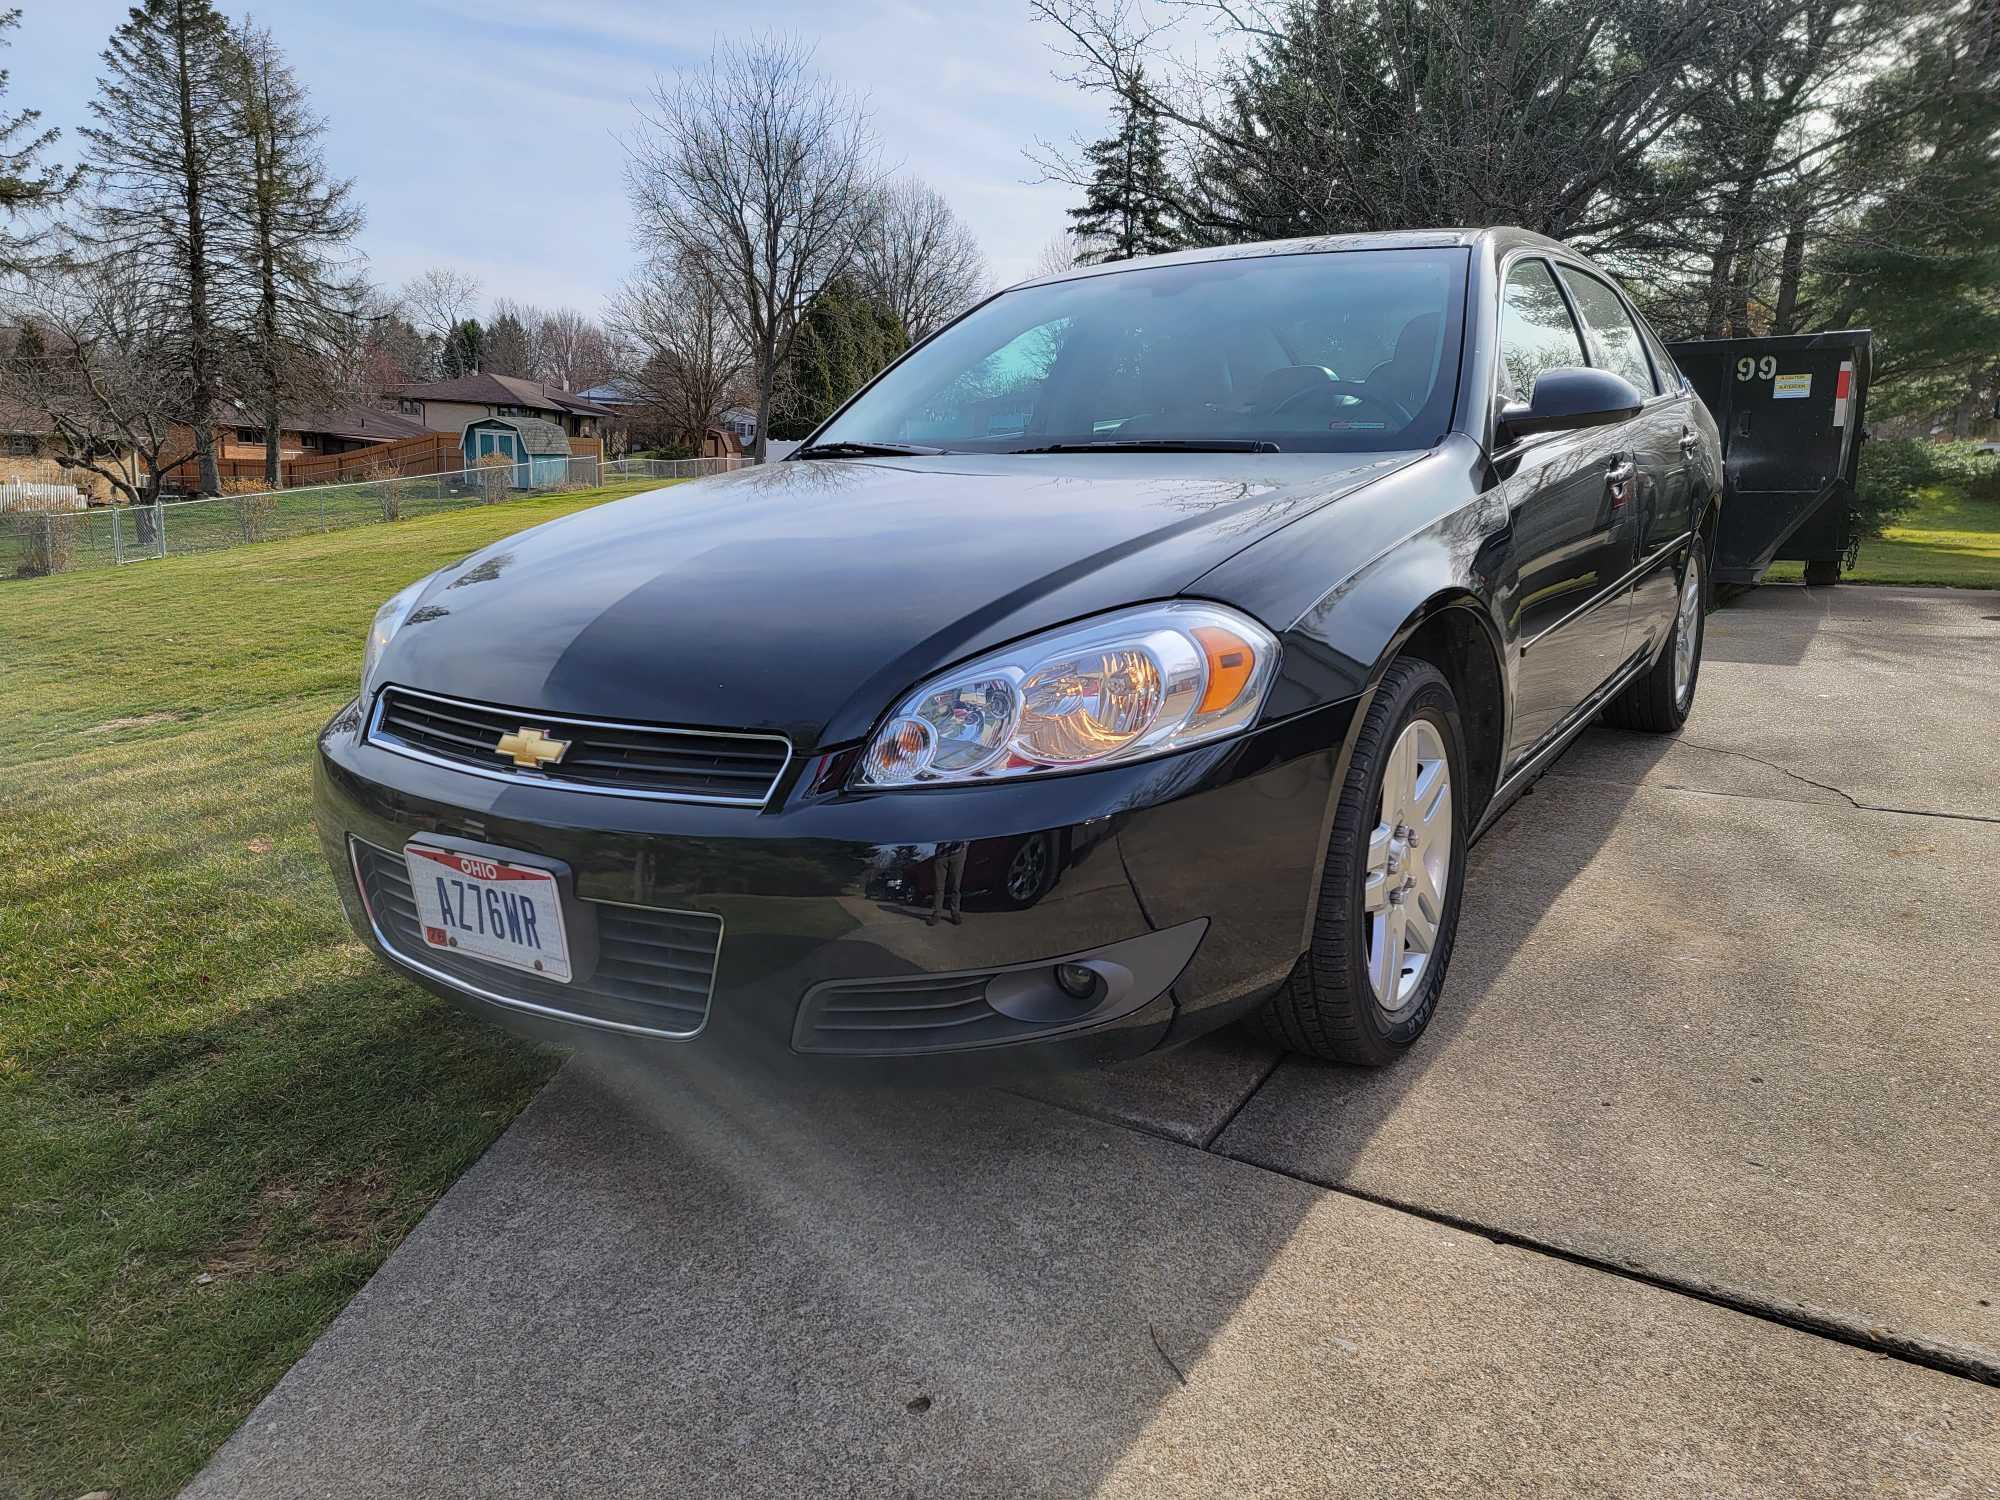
[314,693,1354,1083]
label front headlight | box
[858,602,1279,788]
[360,576,430,693]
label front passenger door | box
[1555,264,1686,668]
[1495,258,1642,767]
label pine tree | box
[1066,69,1181,263]
[481,308,533,377]
[441,319,483,379]
[230,21,364,485]
[8,315,44,370]
[772,277,907,437]
[1,9,79,272]
[80,0,245,494]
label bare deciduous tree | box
[534,306,615,392]
[606,254,750,452]
[1,250,200,506]
[859,178,989,340]
[1030,229,1101,279]
[625,36,880,460]
[400,266,482,344]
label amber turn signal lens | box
[1192,625,1256,715]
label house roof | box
[576,380,643,407]
[391,373,614,419]
[465,415,571,455]
[285,406,434,443]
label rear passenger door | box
[1553,264,1687,668]
[1494,257,1641,767]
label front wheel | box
[1603,545,1706,733]
[1246,657,1468,1066]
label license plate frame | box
[403,841,573,983]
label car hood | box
[375,451,1420,749]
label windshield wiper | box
[793,440,949,459]
[1008,439,1280,454]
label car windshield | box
[811,247,1468,455]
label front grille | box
[369,686,791,806]
[351,840,721,1037]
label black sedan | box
[315,228,1720,1081]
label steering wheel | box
[1271,379,1414,428]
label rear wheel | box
[1602,545,1705,733]
[1247,658,1467,1066]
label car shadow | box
[367,726,1680,1495]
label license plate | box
[404,844,572,983]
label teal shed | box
[462,416,573,487]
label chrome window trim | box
[365,683,794,809]
[347,835,717,1040]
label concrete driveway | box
[188,586,2000,1498]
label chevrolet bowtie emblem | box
[494,726,569,769]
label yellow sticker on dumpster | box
[1773,373,1812,399]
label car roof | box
[1013,227,1568,291]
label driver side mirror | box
[1499,366,1645,443]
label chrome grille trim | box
[365,685,793,807]
[348,837,721,1040]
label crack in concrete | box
[1677,740,2000,825]
[1016,1088,2000,1392]
[1148,1323,1189,1387]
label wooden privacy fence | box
[161,431,604,490]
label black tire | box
[1246,657,1468,1066]
[1602,545,1707,734]
[1803,558,1840,587]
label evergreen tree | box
[79,0,245,494]
[481,308,533,377]
[8,314,44,370]
[771,277,906,437]
[1,8,79,272]
[1066,69,1180,263]
[441,318,483,379]
[230,21,364,484]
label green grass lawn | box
[0,479,667,1500]
[1767,481,2000,588]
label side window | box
[1498,258,1587,403]
[1635,313,1682,394]
[1557,268,1658,394]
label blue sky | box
[10,1,1109,316]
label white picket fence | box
[0,480,86,512]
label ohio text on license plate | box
[404,844,572,982]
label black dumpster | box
[1666,330,1871,586]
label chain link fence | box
[1,454,755,580]
[598,456,752,483]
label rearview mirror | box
[1499,366,1645,442]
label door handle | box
[1678,429,1701,452]
[1605,458,1637,509]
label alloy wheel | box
[1673,554,1703,708]
[1363,718,1452,1017]
[1005,836,1049,902]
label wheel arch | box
[1379,592,1506,822]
